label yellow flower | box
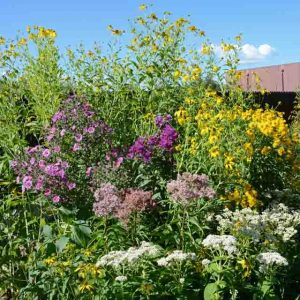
[212,65,220,73]
[79,282,93,293]
[216,96,223,105]
[175,107,189,125]
[190,137,198,155]
[182,74,190,82]
[173,70,181,79]
[188,25,197,32]
[148,13,158,20]
[151,43,158,52]
[112,29,124,36]
[243,190,257,207]
[61,261,71,267]
[221,43,235,52]
[243,143,253,157]
[205,90,217,98]
[44,257,56,266]
[175,18,188,28]
[0,36,6,45]
[224,154,234,170]
[229,189,240,201]
[38,27,57,39]
[208,134,218,144]
[209,146,220,158]
[107,25,124,36]
[201,45,211,55]
[235,34,242,42]
[177,57,187,64]
[199,30,206,37]
[139,4,147,11]
[175,144,182,152]
[184,97,195,105]
[261,146,272,155]
[17,38,27,46]
[191,66,202,80]
[238,259,251,277]
[277,146,285,156]
[144,112,154,120]
[246,129,255,142]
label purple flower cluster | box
[93,183,155,223]
[167,172,216,205]
[11,145,74,203]
[11,95,112,204]
[127,114,178,163]
[47,95,112,154]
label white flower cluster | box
[96,241,161,268]
[115,275,127,282]
[157,250,196,267]
[201,259,211,267]
[215,203,300,243]
[257,252,288,273]
[202,234,238,255]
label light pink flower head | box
[52,195,60,203]
[42,149,51,158]
[72,143,81,151]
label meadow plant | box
[12,95,112,208]
[1,5,299,299]
[167,172,216,205]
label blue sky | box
[1,0,299,69]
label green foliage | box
[0,7,300,300]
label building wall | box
[239,62,300,92]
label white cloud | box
[240,43,275,64]
[212,43,275,64]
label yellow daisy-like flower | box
[243,143,253,157]
[209,146,220,158]
[175,144,182,152]
[212,65,220,73]
[261,146,272,155]
[188,25,197,32]
[139,4,147,11]
[277,146,285,156]
[238,259,251,278]
[201,45,211,55]
[173,70,181,79]
[79,282,93,293]
[0,36,6,45]
[182,74,190,82]
[224,154,235,170]
[44,257,56,266]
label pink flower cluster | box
[47,95,112,155]
[11,145,75,203]
[11,95,112,204]
[93,183,155,223]
[167,172,216,205]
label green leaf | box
[55,236,69,253]
[42,225,52,239]
[204,282,219,300]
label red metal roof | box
[238,62,300,92]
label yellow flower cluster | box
[174,87,300,208]
[243,108,297,157]
[174,107,189,125]
[228,183,258,208]
[26,26,57,41]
